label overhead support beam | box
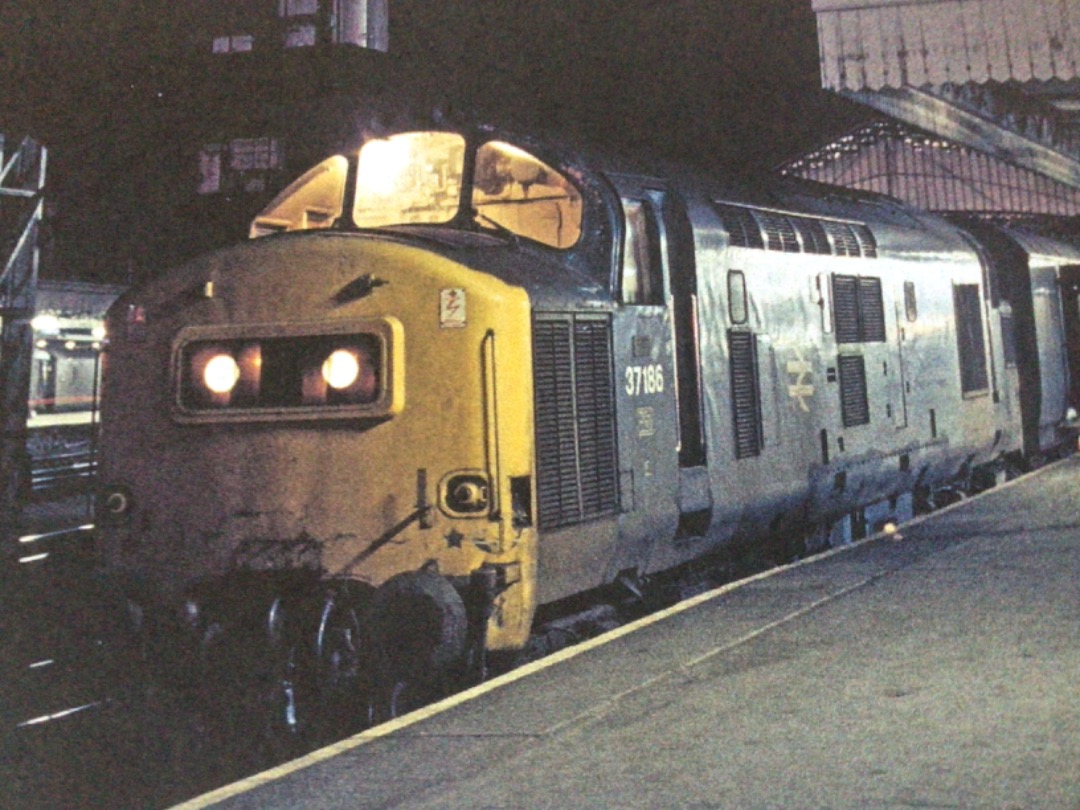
[0,135,46,553]
[811,0,1080,205]
[842,86,1080,191]
[813,0,1080,90]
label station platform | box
[176,458,1080,809]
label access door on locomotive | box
[602,174,699,581]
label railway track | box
[30,448,96,498]
[0,516,781,810]
[2,457,1068,810]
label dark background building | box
[1,0,868,286]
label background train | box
[25,281,121,498]
[95,126,1080,735]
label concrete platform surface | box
[177,458,1080,810]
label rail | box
[30,448,96,498]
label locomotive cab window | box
[249,155,348,238]
[619,198,663,305]
[353,131,466,228]
[472,141,582,249]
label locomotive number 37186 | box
[625,364,665,396]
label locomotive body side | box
[94,124,1073,733]
[995,227,1080,458]
[951,220,1080,460]
[620,183,1016,566]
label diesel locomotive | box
[95,126,1080,730]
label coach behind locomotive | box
[96,125,1078,733]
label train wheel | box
[248,595,308,762]
[310,586,372,741]
[366,567,468,723]
[243,585,378,757]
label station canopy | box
[811,0,1080,191]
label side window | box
[728,270,748,324]
[954,283,990,395]
[904,281,918,322]
[999,306,1017,367]
[472,141,582,249]
[619,199,663,305]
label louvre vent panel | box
[838,354,870,427]
[823,221,862,257]
[833,273,886,343]
[753,211,801,253]
[713,201,877,259]
[794,218,831,254]
[832,275,861,344]
[533,321,580,526]
[857,277,887,342]
[715,204,765,249]
[728,331,763,459]
[573,321,619,518]
[853,224,878,258]
[533,317,618,530]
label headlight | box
[322,349,360,389]
[186,344,259,407]
[203,354,240,394]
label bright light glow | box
[91,325,106,340]
[322,349,361,390]
[357,138,414,196]
[32,314,61,335]
[204,354,240,394]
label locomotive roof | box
[997,226,1080,266]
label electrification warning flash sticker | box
[440,288,466,328]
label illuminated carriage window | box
[472,141,582,249]
[212,35,253,54]
[353,132,466,227]
[180,333,381,411]
[199,137,283,195]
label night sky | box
[1,0,869,283]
